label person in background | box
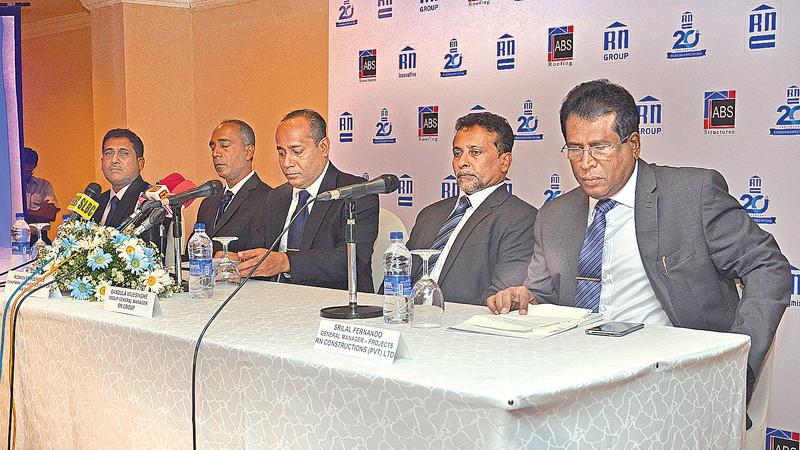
[22,147,59,243]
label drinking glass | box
[30,223,50,260]
[410,249,445,328]
[212,237,240,300]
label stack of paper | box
[448,304,604,339]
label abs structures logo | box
[703,90,736,135]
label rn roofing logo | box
[748,3,779,50]
[373,108,396,144]
[739,175,776,224]
[603,21,629,62]
[338,112,353,143]
[548,25,574,66]
[418,106,439,142]
[398,46,417,79]
[497,34,516,70]
[441,38,467,78]
[667,11,706,59]
[703,90,736,135]
[771,85,800,136]
[637,95,663,136]
[398,174,413,207]
[336,0,358,27]
[377,0,392,19]
[515,99,543,141]
[358,49,377,82]
[544,174,562,204]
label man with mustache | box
[195,119,271,254]
[488,79,789,419]
[404,112,538,305]
[92,129,152,230]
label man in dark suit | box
[195,119,271,254]
[91,129,151,230]
[406,112,537,305]
[238,109,379,292]
[488,79,789,408]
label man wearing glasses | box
[488,79,789,413]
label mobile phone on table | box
[585,322,644,337]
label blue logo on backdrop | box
[398,46,417,79]
[373,108,397,144]
[544,174,562,203]
[637,95,663,135]
[418,106,439,142]
[359,49,377,82]
[336,0,358,27]
[739,175,776,224]
[790,266,800,307]
[497,34,516,70]
[766,427,800,449]
[378,0,392,19]
[515,100,544,141]
[771,85,800,135]
[748,3,778,50]
[398,174,413,207]
[420,0,438,13]
[603,21,630,62]
[470,104,487,113]
[338,112,354,143]
[441,38,468,77]
[504,177,513,195]
[667,11,706,59]
[441,175,460,199]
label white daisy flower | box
[116,239,143,261]
[94,280,112,301]
[142,269,171,293]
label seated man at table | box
[195,119,271,254]
[487,79,790,408]
[405,112,537,305]
[237,109,379,292]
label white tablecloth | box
[6,281,748,449]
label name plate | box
[314,319,410,365]
[103,286,163,318]
[2,270,52,301]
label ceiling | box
[20,0,87,24]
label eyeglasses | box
[560,133,633,161]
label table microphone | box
[65,183,102,222]
[166,180,223,207]
[316,174,400,201]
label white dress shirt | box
[588,161,672,325]
[100,184,131,225]
[279,162,330,253]
[430,182,506,283]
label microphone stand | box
[172,207,185,289]
[320,199,382,319]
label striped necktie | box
[427,195,471,270]
[574,199,617,312]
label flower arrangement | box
[36,219,181,301]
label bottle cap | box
[15,213,24,220]
[389,231,403,240]
[194,223,206,231]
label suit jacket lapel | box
[300,164,338,250]
[564,189,589,305]
[111,176,146,227]
[211,173,261,237]
[634,160,659,276]
[93,191,110,223]
[267,184,293,244]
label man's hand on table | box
[486,286,538,315]
[236,248,290,277]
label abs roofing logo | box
[637,95,662,136]
[748,3,779,50]
[766,428,799,450]
[418,106,439,142]
[667,11,706,59]
[336,0,358,27]
[703,90,736,135]
[739,175,776,224]
[358,49,377,82]
[603,21,630,62]
[548,25,574,66]
[338,112,353,143]
[771,85,800,135]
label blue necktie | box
[427,196,471,270]
[214,190,234,228]
[574,199,617,312]
[286,189,310,250]
[105,196,120,227]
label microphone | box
[166,180,223,207]
[133,207,167,236]
[316,174,400,202]
[170,179,199,208]
[66,183,102,222]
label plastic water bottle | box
[188,223,214,299]
[383,231,413,324]
[11,213,31,266]
[57,214,70,236]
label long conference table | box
[3,279,748,449]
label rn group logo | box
[544,174,562,204]
[398,174,413,207]
[338,112,354,143]
[441,175,460,199]
[497,34,516,70]
[739,175,776,224]
[548,25,574,66]
[420,0,438,13]
[398,46,417,78]
[771,85,800,136]
[515,100,544,141]
[667,11,706,59]
[358,49,377,82]
[703,90,736,135]
[377,0,392,19]
[418,106,439,142]
[441,38,467,77]
[766,428,799,450]
[748,3,779,50]
[637,95,663,136]
[336,0,358,27]
[373,108,396,144]
[603,21,630,62]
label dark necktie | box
[286,189,310,250]
[105,196,120,227]
[214,190,234,228]
[574,199,617,312]
[427,196,471,270]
